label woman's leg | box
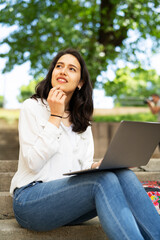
[13,172,144,239]
[66,209,97,225]
[93,172,144,240]
[115,169,160,240]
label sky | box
[0,26,160,109]
[0,59,114,109]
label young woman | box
[10,48,160,240]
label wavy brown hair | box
[31,48,93,133]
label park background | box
[1,3,160,236]
[0,0,160,159]
[0,0,160,124]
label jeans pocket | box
[14,181,42,202]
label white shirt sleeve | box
[19,99,62,173]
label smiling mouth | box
[57,78,68,83]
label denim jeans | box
[13,169,160,240]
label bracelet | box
[50,114,62,118]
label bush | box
[93,112,157,122]
[0,96,4,108]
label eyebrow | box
[56,61,79,70]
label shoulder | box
[22,98,38,109]
[20,98,50,121]
[19,98,50,125]
[21,98,49,112]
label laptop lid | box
[63,121,160,176]
[99,121,160,170]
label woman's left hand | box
[91,160,102,169]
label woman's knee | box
[92,171,120,190]
[114,168,141,188]
[115,168,137,180]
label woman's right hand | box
[47,87,67,127]
[47,87,67,117]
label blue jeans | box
[13,169,160,240]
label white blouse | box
[10,98,94,195]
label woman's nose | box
[60,67,67,75]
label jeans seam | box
[14,180,97,230]
[115,171,153,240]
[15,181,96,206]
[126,203,154,240]
[14,180,135,239]
[94,181,131,240]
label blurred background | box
[0,0,160,121]
[1,2,160,229]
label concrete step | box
[141,158,160,171]
[0,172,14,192]
[0,129,19,160]
[0,160,18,172]
[0,218,108,240]
[135,172,160,181]
[0,192,13,219]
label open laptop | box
[63,121,160,176]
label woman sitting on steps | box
[10,48,160,240]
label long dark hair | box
[31,48,93,133]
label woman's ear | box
[78,80,84,90]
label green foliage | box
[17,78,42,102]
[0,96,4,108]
[93,112,157,122]
[0,0,160,87]
[104,66,160,105]
[0,109,157,124]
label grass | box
[0,108,20,123]
[93,112,157,122]
[0,108,158,123]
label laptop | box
[63,121,160,176]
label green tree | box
[17,78,42,102]
[104,66,160,106]
[0,0,160,87]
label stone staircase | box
[0,158,160,240]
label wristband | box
[50,114,62,119]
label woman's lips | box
[57,77,68,83]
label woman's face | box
[51,54,83,96]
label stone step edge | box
[0,192,14,220]
[0,218,108,240]
[0,161,18,172]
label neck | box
[64,94,72,112]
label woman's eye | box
[70,67,76,72]
[56,64,62,68]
